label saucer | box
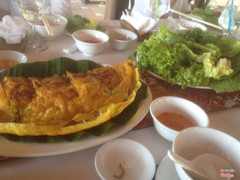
[155,155,180,180]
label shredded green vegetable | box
[113,163,125,179]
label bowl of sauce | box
[157,112,197,131]
[0,50,27,71]
[72,29,109,57]
[106,28,137,51]
[35,13,67,40]
[150,96,209,142]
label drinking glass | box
[148,0,170,33]
[218,0,240,38]
[17,0,48,52]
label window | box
[70,0,106,21]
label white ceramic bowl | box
[106,28,137,51]
[0,50,27,71]
[35,13,67,40]
[150,96,209,142]
[173,127,240,180]
[95,138,155,180]
[179,15,207,31]
[72,29,109,57]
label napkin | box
[120,10,156,36]
[50,0,73,17]
[0,15,31,44]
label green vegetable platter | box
[136,25,240,93]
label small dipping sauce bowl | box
[72,29,109,56]
[106,28,137,51]
[35,13,67,40]
[150,96,209,142]
[0,50,27,71]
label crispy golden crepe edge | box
[0,60,141,136]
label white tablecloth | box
[0,20,240,180]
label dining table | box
[0,19,240,180]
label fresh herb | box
[65,15,105,34]
[113,163,125,179]
[191,6,219,25]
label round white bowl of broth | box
[35,13,67,40]
[106,28,137,51]
[0,50,27,71]
[72,29,109,57]
[150,96,209,142]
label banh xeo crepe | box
[0,60,141,136]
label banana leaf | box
[0,57,147,143]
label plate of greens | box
[65,15,105,35]
[136,25,240,93]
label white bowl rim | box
[0,50,27,62]
[179,16,207,31]
[150,96,209,133]
[72,29,109,45]
[173,126,240,148]
[35,13,67,27]
[172,126,240,179]
[106,28,138,42]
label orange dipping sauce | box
[82,40,101,43]
[114,35,128,41]
[0,59,18,71]
[157,112,197,131]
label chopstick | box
[42,14,54,36]
[169,8,223,31]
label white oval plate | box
[0,87,152,157]
[179,15,207,31]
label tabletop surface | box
[0,19,240,180]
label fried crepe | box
[0,81,14,122]
[0,60,141,136]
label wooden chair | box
[194,0,211,9]
[104,0,115,20]
[104,0,133,20]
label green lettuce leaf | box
[136,25,240,93]
[65,15,105,34]
[191,6,219,25]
